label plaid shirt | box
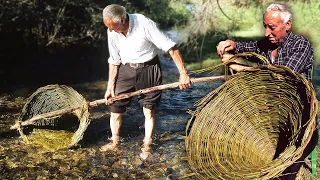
[235,31,314,81]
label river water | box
[0,59,223,179]
[1,56,320,179]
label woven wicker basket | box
[17,85,90,150]
[186,65,318,179]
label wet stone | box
[120,157,129,165]
[131,156,143,166]
[112,172,119,178]
[111,161,121,169]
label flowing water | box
[0,59,223,179]
[2,58,320,179]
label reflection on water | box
[0,60,223,179]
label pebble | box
[112,173,119,178]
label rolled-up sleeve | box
[144,20,176,52]
[107,31,121,65]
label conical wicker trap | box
[17,85,90,150]
[186,65,318,179]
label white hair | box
[102,4,127,23]
[265,4,292,24]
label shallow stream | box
[0,60,223,179]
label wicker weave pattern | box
[18,85,90,149]
[186,65,317,179]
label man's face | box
[104,18,126,33]
[263,10,291,44]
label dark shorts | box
[109,56,162,113]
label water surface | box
[0,60,223,179]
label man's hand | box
[221,54,234,63]
[168,46,191,89]
[178,73,191,89]
[104,87,115,105]
[105,64,119,105]
[216,40,236,57]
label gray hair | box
[264,4,292,24]
[102,4,127,23]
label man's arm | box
[105,64,119,103]
[168,46,191,89]
[222,54,253,72]
[217,40,247,71]
[217,40,259,72]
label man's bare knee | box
[143,107,154,119]
[110,112,122,120]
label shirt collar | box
[126,14,134,36]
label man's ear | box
[286,19,292,31]
[121,18,125,24]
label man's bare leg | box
[140,107,155,159]
[100,112,122,151]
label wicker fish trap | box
[16,85,90,150]
[186,65,318,179]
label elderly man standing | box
[100,4,191,160]
[217,3,318,179]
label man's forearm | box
[229,64,252,71]
[227,59,253,72]
[107,64,119,89]
[168,46,188,74]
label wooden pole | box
[10,75,225,130]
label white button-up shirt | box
[107,14,176,65]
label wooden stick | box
[10,75,224,130]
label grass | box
[186,55,221,71]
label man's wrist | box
[107,81,115,87]
[179,70,188,75]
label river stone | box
[121,157,129,165]
[112,172,119,178]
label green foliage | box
[0,0,192,88]
[181,0,320,66]
[179,32,228,63]
[124,0,190,29]
[0,0,106,48]
[0,0,190,48]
